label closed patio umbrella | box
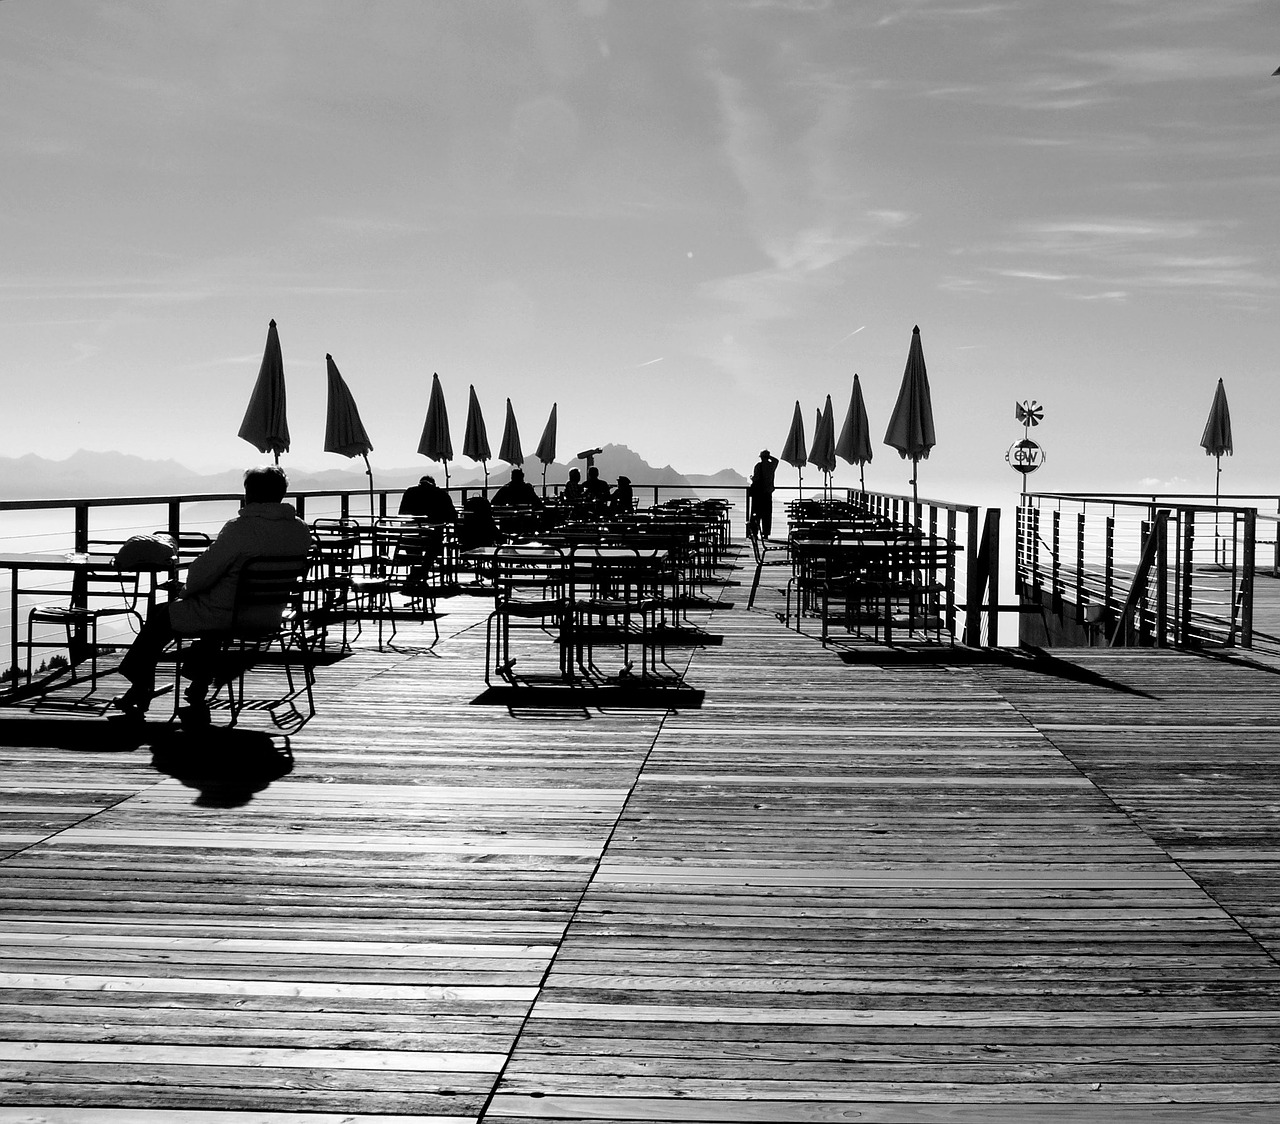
[810,395,837,495]
[498,398,523,467]
[779,400,807,498]
[463,385,492,491]
[1200,378,1233,506]
[836,373,873,491]
[884,325,936,501]
[1200,377,1234,565]
[323,354,375,517]
[535,403,557,496]
[238,319,290,463]
[417,372,453,486]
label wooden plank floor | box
[2,552,1280,1120]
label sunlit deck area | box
[3,543,1280,1120]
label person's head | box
[568,468,581,483]
[511,469,525,483]
[419,475,437,488]
[587,467,600,481]
[617,475,631,489]
[759,449,771,460]
[243,465,288,504]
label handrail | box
[1018,494,1254,650]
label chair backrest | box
[229,555,311,636]
[493,546,567,606]
[82,568,144,611]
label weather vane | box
[1015,399,1043,433]
[1007,400,1046,496]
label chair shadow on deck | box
[149,725,293,807]
[834,641,1158,698]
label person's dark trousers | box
[118,602,220,709]
[751,494,773,538]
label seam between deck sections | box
[990,682,1280,975]
[0,779,168,866]
[473,565,734,1118]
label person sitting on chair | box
[608,475,635,517]
[491,468,542,509]
[582,466,611,510]
[398,474,457,522]
[561,467,585,506]
[111,465,314,724]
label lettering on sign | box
[1006,439,1045,474]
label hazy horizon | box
[4,1,1277,502]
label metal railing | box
[849,489,1000,647]
[1018,492,1257,649]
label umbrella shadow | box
[149,726,294,807]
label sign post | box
[1008,400,1046,496]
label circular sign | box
[1006,438,1045,474]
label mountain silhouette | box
[0,447,746,500]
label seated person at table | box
[398,474,457,522]
[561,467,585,506]
[491,468,542,509]
[457,495,500,552]
[608,475,635,517]
[582,466,611,509]
[111,466,314,723]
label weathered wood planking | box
[486,570,1280,1120]
[0,595,673,1118]
[2,548,1280,1119]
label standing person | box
[111,465,313,724]
[748,449,779,538]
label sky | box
[3,0,1277,503]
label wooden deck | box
[3,546,1280,1120]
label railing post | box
[1178,511,1194,646]
[1104,516,1115,619]
[1242,511,1255,648]
[1075,513,1085,624]
[73,504,89,554]
[167,499,182,543]
[963,506,980,643]
[986,508,1001,647]
[1155,514,1168,648]
[1051,510,1061,602]
[1031,506,1041,595]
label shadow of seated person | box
[149,724,293,807]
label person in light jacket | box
[112,465,313,722]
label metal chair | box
[568,546,666,681]
[174,555,315,729]
[484,546,571,684]
[25,568,147,683]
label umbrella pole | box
[363,454,375,519]
[859,463,865,493]
[1215,455,1222,566]
[911,459,919,504]
[542,464,547,499]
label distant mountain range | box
[0,445,747,500]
